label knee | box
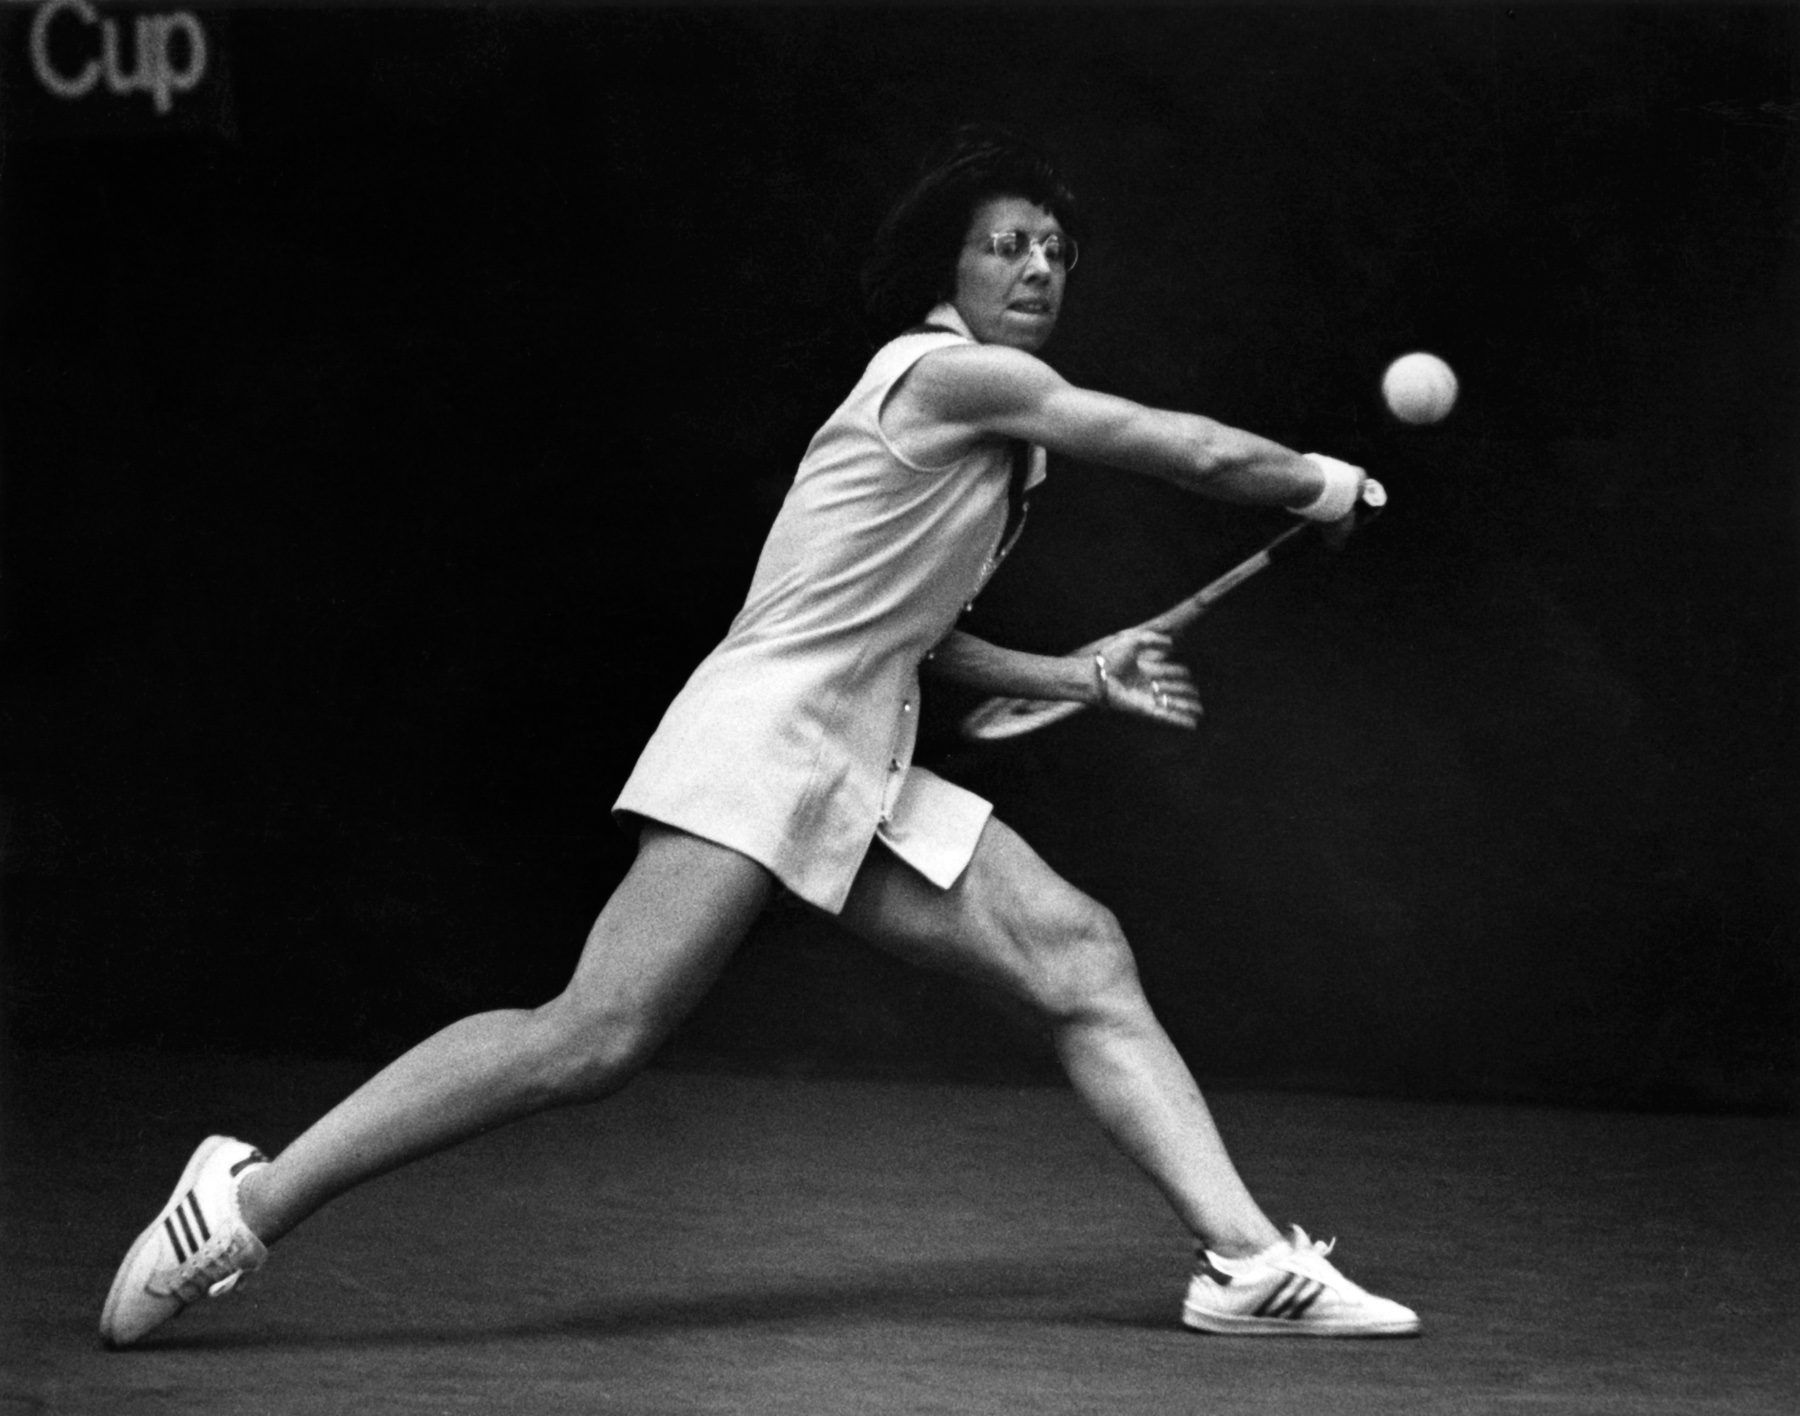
[525,986,666,1105]
[1018,897,1143,1025]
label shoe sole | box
[1183,1306,1422,1338]
[100,1135,231,1348]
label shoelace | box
[155,1214,258,1302]
[1276,1232,1367,1295]
[1209,1229,1343,1282]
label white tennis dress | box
[614,303,1046,913]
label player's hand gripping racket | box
[958,479,1386,742]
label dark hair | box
[860,123,1085,344]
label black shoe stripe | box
[186,1191,212,1243]
[1287,1281,1324,1319]
[163,1215,188,1263]
[1258,1276,1325,1320]
[174,1200,200,1254]
[1255,1274,1302,1318]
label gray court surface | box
[3,1052,1794,1414]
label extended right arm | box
[892,343,1364,521]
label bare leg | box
[837,817,1281,1258]
[237,826,773,1244]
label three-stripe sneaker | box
[100,1135,270,1347]
[1181,1226,1421,1338]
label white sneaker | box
[100,1135,270,1347]
[1182,1226,1421,1338]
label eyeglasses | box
[977,230,1079,272]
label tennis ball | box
[1381,352,1459,425]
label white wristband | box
[1293,453,1363,523]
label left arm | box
[927,627,1202,729]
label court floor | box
[3,1051,1794,1414]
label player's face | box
[951,195,1068,352]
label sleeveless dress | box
[613,303,1046,913]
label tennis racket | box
[958,480,1385,742]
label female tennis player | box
[102,126,1419,1345]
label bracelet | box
[1293,453,1363,523]
[1091,651,1110,707]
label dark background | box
[3,3,1794,1112]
